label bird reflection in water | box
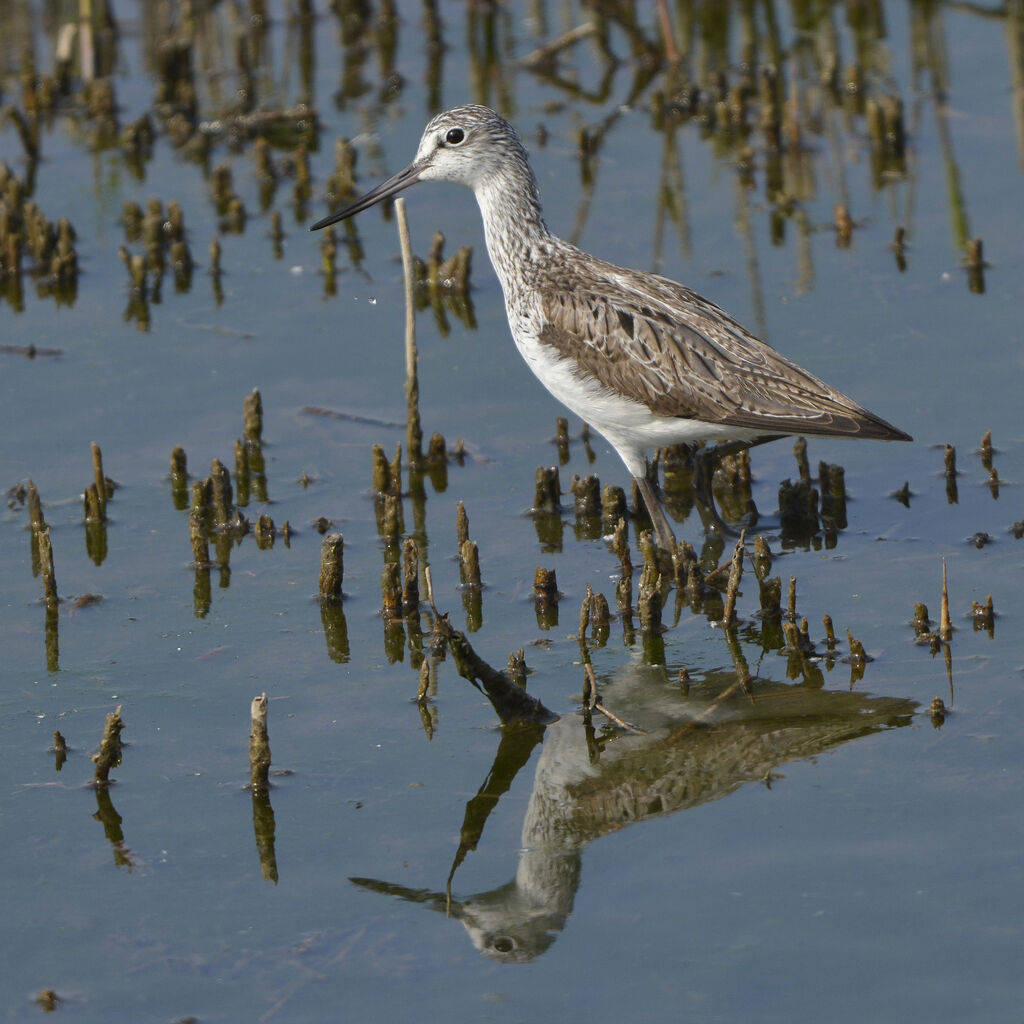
[352,661,916,963]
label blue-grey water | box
[2,2,1023,1021]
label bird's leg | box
[690,447,740,537]
[634,474,678,555]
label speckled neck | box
[472,148,553,304]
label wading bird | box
[311,105,911,549]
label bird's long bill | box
[308,162,422,231]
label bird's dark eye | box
[445,128,465,145]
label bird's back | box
[522,241,911,443]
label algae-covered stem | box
[395,198,423,465]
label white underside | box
[510,319,764,479]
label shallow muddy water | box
[2,2,1023,1021]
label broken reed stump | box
[601,483,627,533]
[970,593,995,622]
[972,594,995,634]
[793,437,811,486]
[254,513,275,549]
[379,492,403,542]
[249,693,271,793]
[507,649,528,688]
[893,481,911,507]
[459,538,481,588]
[778,477,819,536]
[824,613,837,651]
[318,533,344,601]
[578,584,592,641]
[416,660,431,702]
[209,457,234,525]
[189,507,209,565]
[35,990,61,1012]
[91,705,124,785]
[965,237,985,294]
[913,602,931,638]
[371,443,391,494]
[191,477,211,517]
[51,729,69,771]
[721,532,746,628]
[636,532,664,634]
[578,584,611,647]
[533,566,559,628]
[819,462,847,530]
[979,430,993,471]
[783,621,803,652]
[246,692,276,892]
[83,482,104,522]
[533,567,558,602]
[371,442,402,497]
[455,500,469,546]
[944,444,959,505]
[533,466,561,514]
[243,387,263,443]
[27,479,45,531]
[38,525,58,607]
[845,630,868,665]
[759,575,782,619]
[381,561,402,618]
[234,437,249,487]
[170,445,189,505]
[571,473,601,517]
[752,534,772,579]
[425,432,448,489]
[91,441,107,520]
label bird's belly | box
[510,326,760,475]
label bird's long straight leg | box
[693,435,785,535]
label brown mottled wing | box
[537,256,910,441]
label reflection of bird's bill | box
[349,874,567,964]
[309,162,422,231]
[349,876,452,914]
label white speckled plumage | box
[311,105,911,546]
